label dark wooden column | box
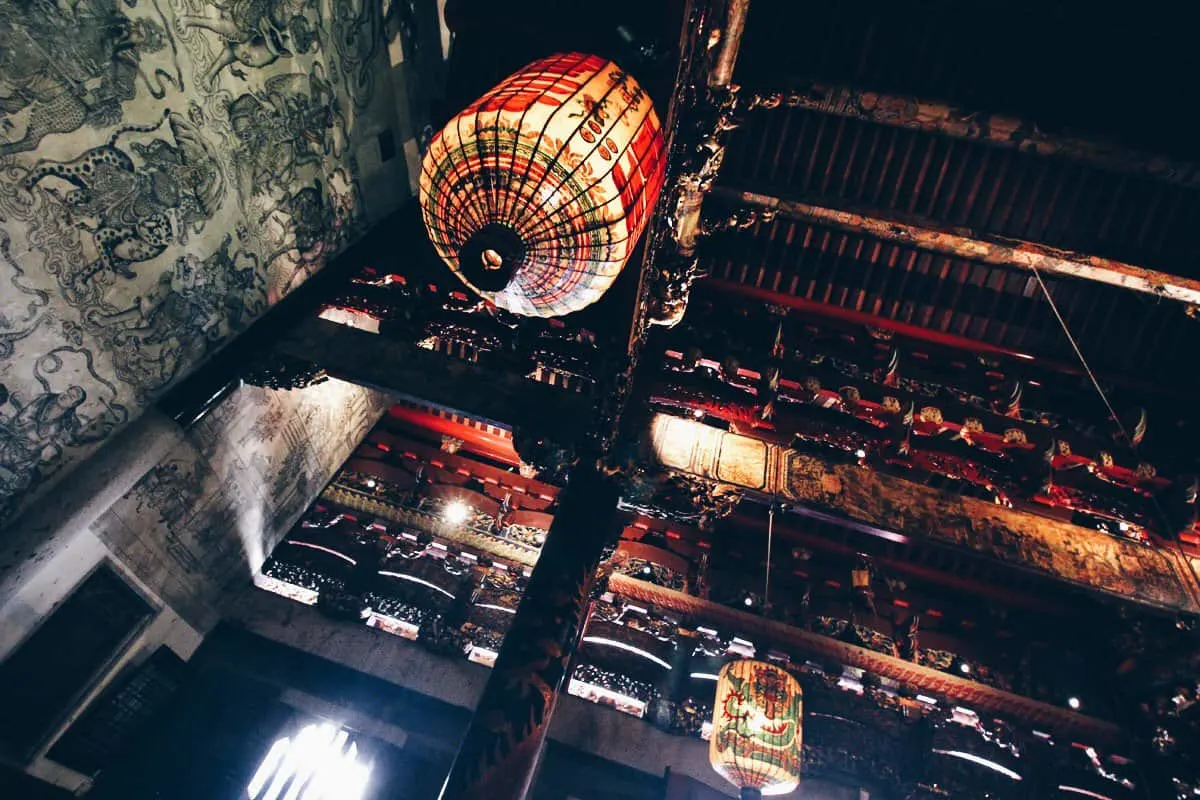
[438,465,621,800]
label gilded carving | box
[645,414,1198,611]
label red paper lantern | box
[420,52,666,317]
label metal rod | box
[764,503,774,608]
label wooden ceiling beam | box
[711,186,1200,307]
[694,280,1193,406]
[725,510,1073,617]
[745,82,1200,189]
[609,573,1125,745]
[644,413,1200,614]
[276,317,594,446]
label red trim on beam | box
[387,404,520,466]
[730,511,1071,616]
[705,278,1050,363]
[701,278,1185,399]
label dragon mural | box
[0,0,401,526]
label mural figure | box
[0,349,127,518]
[0,0,391,526]
[177,0,317,86]
[270,439,314,525]
[0,231,51,323]
[135,461,203,528]
[0,317,45,360]
[0,386,87,490]
[273,180,329,258]
[226,69,348,199]
[85,235,264,396]
[21,112,225,294]
[261,175,361,299]
[0,0,177,158]
[332,0,383,113]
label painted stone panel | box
[0,0,408,524]
[90,378,387,629]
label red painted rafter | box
[385,403,521,467]
[699,279,1184,400]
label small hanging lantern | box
[709,660,804,799]
[420,52,666,317]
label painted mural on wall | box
[0,0,402,525]
[90,378,388,629]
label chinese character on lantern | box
[420,52,666,318]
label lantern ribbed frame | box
[419,52,666,317]
[709,659,804,797]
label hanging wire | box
[765,503,775,608]
[1029,268,1132,447]
[1031,266,1195,574]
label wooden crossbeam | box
[609,573,1125,746]
[746,82,1200,189]
[644,413,1200,613]
[276,318,593,445]
[713,186,1200,307]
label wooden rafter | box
[712,186,1200,307]
[746,82,1200,189]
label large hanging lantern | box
[709,660,804,799]
[419,52,666,317]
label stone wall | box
[0,0,444,524]
[90,378,388,630]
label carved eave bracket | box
[639,0,751,330]
[242,351,330,391]
[618,468,744,531]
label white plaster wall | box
[0,530,204,794]
[1,378,387,793]
[0,528,110,661]
[0,0,411,529]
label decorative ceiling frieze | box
[647,413,1200,612]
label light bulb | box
[444,501,470,525]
